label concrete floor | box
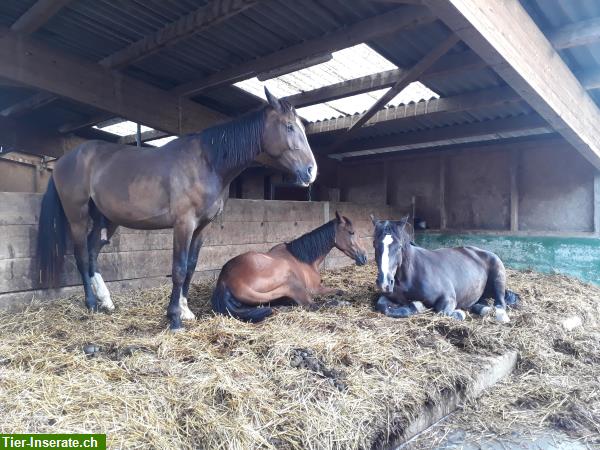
[434,428,593,450]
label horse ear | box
[343,215,352,226]
[265,87,283,113]
[335,211,342,223]
[370,214,377,225]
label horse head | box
[371,214,410,293]
[333,211,367,266]
[258,87,317,187]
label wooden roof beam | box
[100,0,262,70]
[172,6,436,96]
[0,27,227,135]
[10,0,73,34]
[423,0,600,170]
[306,85,521,135]
[324,114,550,156]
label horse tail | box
[504,289,521,308]
[211,282,272,323]
[36,177,68,288]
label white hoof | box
[90,273,114,311]
[479,306,492,316]
[495,307,510,323]
[452,309,466,320]
[412,301,426,313]
[179,296,196,321]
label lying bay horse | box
[212,212,367,322]
[37,88,317,330]
[371,216,520,323]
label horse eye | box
[349,231,355,235]
[286,123,294,132]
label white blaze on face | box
[90,273,114,311]
[380,234,394,288]
[296,117,317,183]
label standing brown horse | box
[211,212,367,322]
[37,88,317,330]
[371,216,519,322]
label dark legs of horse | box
[178,228,204,321]
[434,295,466,320]
[87,205,117,311]
[69,217,98,311]
[167,221,196,330]
[375,296,426,318]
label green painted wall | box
[414,232,600,286]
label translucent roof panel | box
[147,136,178,147]
[234,44,439,122]
[94,121,152,137]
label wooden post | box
[510,149,519,232]
[439,155,447,230]
[383,162,390,206]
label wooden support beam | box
[347,34,460,133]
[100,0,261,70]
[439,155,447,229]
[549,17,600,50]
[285,50,485,108]
[423,0,600,170]
[324,114,549,156]
[10,0,73,34]
[307,86,519,135]
[119,129,170,145]
[171,6,435,96]
[0,28,226,135]
[58,113,116,134]
[510,149,519,232]
[0,92,56,117]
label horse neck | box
[286,221,336,268]
[198,108,266,184]
[396,239,416,281]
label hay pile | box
[0,265,598,449]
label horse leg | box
[70,219,98,311]
[375,295,425,318]
[167,220,195,330]
[434,295,466,320]
[491,271,510,323]
[179,228,204,321]
[469,298,493,317]
[88,211,118,312]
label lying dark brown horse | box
[212,212,367,322]
[371,216,519,322]
[37,89,317,330]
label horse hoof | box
[180,310,196,321]
[169,326,185,333]
[495,308,510,323]
[451,310,466,321]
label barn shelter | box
[0,0,600,448]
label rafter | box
[0,91,56,117]
[100,0,262,70]
[323,114,550,157]
[306,86,521,135]
[10,0,73,34]
[423,0,600,169]
[0,27,226,135]
[171,6,435,96]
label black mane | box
[286,220,336,264]
[198,107,267,171]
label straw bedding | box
[0,265,598,449]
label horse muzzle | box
[377,275,395,293]
[355,253,367,266]
[295,165,315,187]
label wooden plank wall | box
[0,193,403,310]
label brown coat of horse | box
[212,212,367,322]
[37,89,317,330]
[371,216,519,322]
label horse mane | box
[197,107,268,171]
[286,220,336,264]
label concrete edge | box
[393,350,518,449]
